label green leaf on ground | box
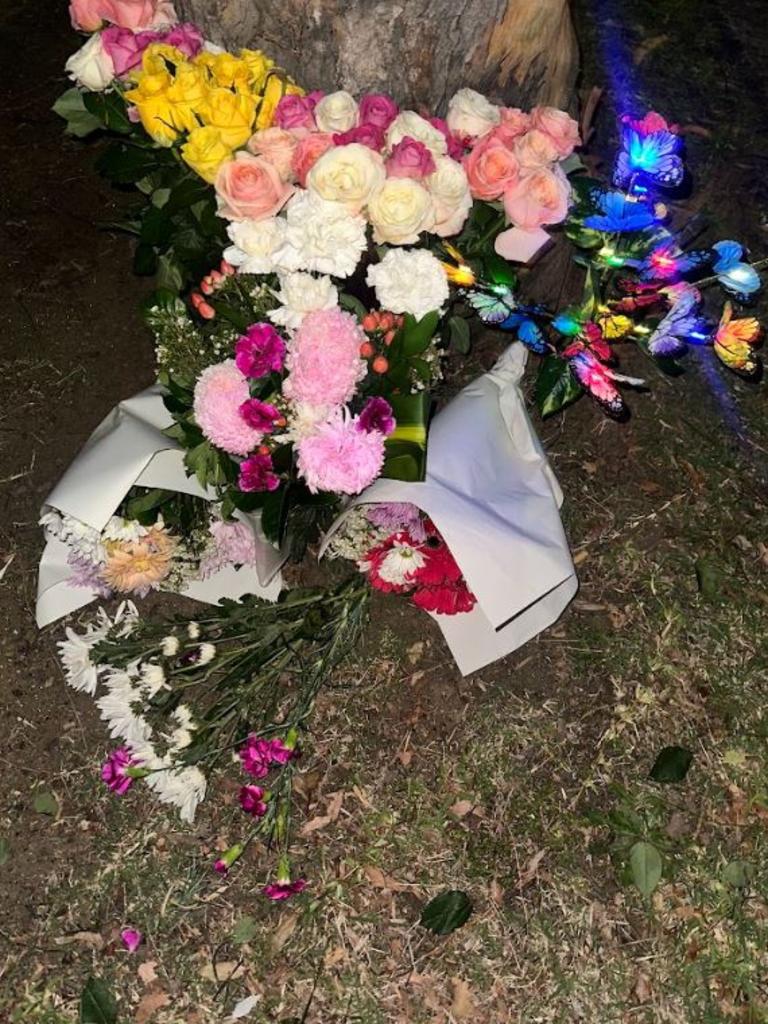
[649,745,693,784]
[629,841,662,897]
[0,837,9,866]
[420,889,473,935]
[231,915,258,944]
[695,556,723,602]
[80,977,118,1024]
[723,860,754,889]
[448,314,471,355]
[536,354,583,418]
[33,791,58,816]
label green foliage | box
[649,746,693,784]
[52,88,102,138]
[536,354,583,417]
[32,791,58,816]
[629,840,663,897]
[420,890,473,935]
[79,979,118,1024]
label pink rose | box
[291,132,335,188]
[100,0,160,30]
[429,116,466,160]
[358,93,399,131]
[69,0,106,30]
[503,165,571,230]
[623,111,675,135]
[385,137,436,180]
[101,26,153,75]
[529,106,580,159]
[274,94,318,134]
[464,135,520,200]
[247,127,298,182]
[333,123,385,151]
[163,22,203,56]
[215,152,294,222]
[499,107,531,138]
[513,128,560,170]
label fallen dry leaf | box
[449,799,474,819]
[53,931,104,949]
[324,946,347,968]
[364,865,409,892]
[633,972,653,1003]
[450,977,476,1018]
[200,961,245,983]
[489,878,504,906]
[299,814,331,836]
[326,791,344,822]
[137,961,158,987]
[515,849,547,890]
[135,991,170,1024]
[396,748,413,767]
[271,913,298,954]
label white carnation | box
[273,191,368,278]
[65,33,115,92]
[314,90,359,133]
[269,272,339,331]
[223,217,288,275]
[366,249,449,321]
[386,111,447,156]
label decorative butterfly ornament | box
[614,115,684,191]
[713,302,762,377]
[712,240,762,301]
[647,289,711,358]
[562,342,645,418]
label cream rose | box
[65,33,115,91]
[306,143,385,214]
[446,88,500,139]
[425,156,472,237]
[385,110,447,156]
[314,90,359,133]
[368,178,435,245]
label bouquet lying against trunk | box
[50,0,764,899]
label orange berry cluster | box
[360,310,404,374]
[190,260,236,320]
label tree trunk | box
[176,0,578,112]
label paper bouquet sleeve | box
[36,385,284,628]
[321,344,578,675]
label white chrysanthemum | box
[39,508,63,539]
[102,516,149,543]
[173,705,195,730]
[187,622,200,639]
[326,507,389,562]
[375,540,426,585]
[53,513,105,562]
[112,600,140,637]
[283,401,332,443]
[161,635,179,656]
[96,670,151,744]
[366,249,449,321]
[386,111,447,156]
[273,191,368,278]
[58,628,100,695]
[223,217,288,275]
[197,643,216,666]
[139,662,167,698]
[147,765,207,823]
[269,272,339,332]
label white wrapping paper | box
[321,344,578,675]
[36,385,284,627]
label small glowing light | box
[727,266,752,284]
[553,313,581,337]
[441,261,476,287]
[598,245,625,268]
[634,324,651,335]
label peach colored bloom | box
[513,128,560,170]
[530,105,580,159]
[499,107,531,138]
[291,132,334,187]
[103,527,176,595]
[503,165,571,230]
[215,151,294,222]
[464,135,520,201]
[247,127,298,182]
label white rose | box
[367,249,449,321]
[269,272,339,331]
[307,143,385,214]
[223,217,288,274]
[425,156,473,237]
[386,110,447,156]
[314,90,359,133]
[65,34,115,92]
[368,178,435,246]
[446,88,500,139]
[273,190,368,278]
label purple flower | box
[366,502,427,542]
[239,785,268,817]
[101,748,139,796]
[235,323,286,379]
[267,738,297,765]
[263,878,307,901]
[333,123,386,151]
[357,397,395,436]
[239,398,281,434]
[120,928,142,953]
[238,452,280,493]
[238,736,273,778]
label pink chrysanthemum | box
[283,308,367,409]
[199,519,258,579]
[297,409,386,495]
[193,360,262,456]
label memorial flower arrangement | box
[51,5,765,901]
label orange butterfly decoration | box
[713,302,762,377]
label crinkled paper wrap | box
[36,385,285,628]
[321,344,578,675]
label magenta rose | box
[235,323,286,379]
[428,116,467,161]
[385,136,436,180]
[333,123,385,151]
[274,94,318,134]
[101,26,153,75]
[358,93,399,131]
[163,22,203,56]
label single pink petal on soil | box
[121,927,142,952]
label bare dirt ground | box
[2,1,768,1021]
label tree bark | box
[177,0,578,112]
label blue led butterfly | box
[464,288,550,355]
[614,119,684,192]
[583,190,660,233]
[626,240,711,282]
[711,241,762,302]
[647,290,712,358]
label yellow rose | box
[201,51,252,92]
[368,178,436,245]
[181,126,233,183]
[306,143,386,215]
[140,42,188,76]
[165,63,208,133]
[124,71,178,146]
[239,48,275,91]
[199,86,256,149]
[254,74,303,130]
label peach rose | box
[247,127,298,182]
[503,165,571,230]
[464,135,520,201]
[530,106,580,159]
[291,132,335,188]
[69,0,105,30]
[513,128,560,170]
[499,107,531,138]
[215,152,294,222]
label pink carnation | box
[297,409,385,495]
[235,323,286,379]
[283,308,367,408]
[193,360,262,456]
[238,452,280,493]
